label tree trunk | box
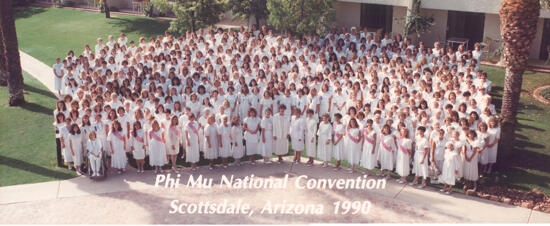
[104,0,110,18]
[0,0,25,106]
[0,26,7,86]
[255,14,260,26]
[497,0,540,169]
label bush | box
[541,88,550,102]
[143,1,154,17]
[62,0,76,7]
[12,0,36,7]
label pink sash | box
[170,126,180,136]
[188,122,199,136]
[381,136,392,152]
[399,139,409,154]
[363,129,375,145]
[347,127,360,143]
[113,132,125,141]
[135,134,144,143]
[149,131,163,142]
[333,124,344,138]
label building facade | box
[334,0,550,60]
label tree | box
[497,0,540,167]
[266,0,335,37]
[153,0,226,35]
[402,0,434,38]
[104,0,110,18]
[0,0,25,106]
[228,0,268,26]
[0,26,7,86]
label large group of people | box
[52,24,501,194]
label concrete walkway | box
[4,51,550,223]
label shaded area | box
[0,155,74,180]
[107,17,170,40]
[14,6,47,19]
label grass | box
[2,6,550,196]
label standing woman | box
[204,115,219,169]
[439,142,460,195]
[87,131,103,177]
[395,127,412,184]
[243,108,261,164]
[54,113,66,168]
[230,116,244,166]
[290,109,306,163]
[361,119,377,175]
[272,105,290,163]
[317,114,333,167]
[218,115,232,168]
[131,121,146,173]
[411,126,429,188]
[477,122,490,174]
[346,118,362,173]
[305,109,318,165]
[166,116,181,172]
[379,124,396,179]
[260,108,274,164]
[486,117,500,174]
[60,118,74,170]
[332,113,345,170]
[185,114,200,171]
[149,120,167,173]
[109,120,127,174]
[463,130,480,191]
[69,124,84,175]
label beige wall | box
[391,6,407,37]
[417,8,447,47]
[334,1,361,29]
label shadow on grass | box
[0,155,75,180]
[24,83,57,100]
[107,17,170,40]
[15,6,47,19]
[19,101,53,116]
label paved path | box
[4,51,550,223]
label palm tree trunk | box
[497,0,540,168]
[104,0,111,18]
[0,26,7,87]
[0,0,25,106]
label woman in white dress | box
[272,105,290,162]
[486,117,500,174]
[185,114,200,170]
[305,109,318,165]
[204,115,219,169]
[149,120,167,173]
[60,118,74,169]
[218,115,232,168]
[68,123,84,175]
[332,113,345,170]
[411,126,429,188]
[346,118,362,173]
[243,108,261,164]
[290,109,306,163]
[166,116,181,172]
[131,121,146,173]
[317,114,333,167]
[396,126,412,183]
[260,108,274,163]
[430,129,447,181]
[463,130,480,190]
[87,131,103,177]
[439,142,460,195]
[230,116,244,166]
[109,120,127,174]
[361,119,377,175]
[477,122,490,173]
[379,124,397,179]
[53,58,64,97]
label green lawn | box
[1,6,549,196]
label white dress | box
[413,136,429,178]
[272,113,290,155]
[396,138,412,177]
[87,139,103,173]
[53,63,63,91]
[166,125,181,155]
[108,131,127,169]
[487,127,500,164]
[305,117,318,157]
[463,140,479,181]
[290,116,306,151]
[149,130,167,166]
[477,132,489,165]
[131,130,146,160]
[244,117,260,155]
[60,126,73,163]
[332,123,345,160]
[316,122,332,161]
[69,134,84,165]
[360,129,377,170]
[346,127,362,165]
[203,124,219,160]
[231,126,244,159]
[379,135,396,170]
[260,117,274,157]
[185,122,200,163]
[218,125,232,158]
[439,149,460,185]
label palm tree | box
[0,0,25,106]
[104,0,111,18]
[498,0,540,166]
[0,27,7,86]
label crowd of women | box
[52,25,500,194]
